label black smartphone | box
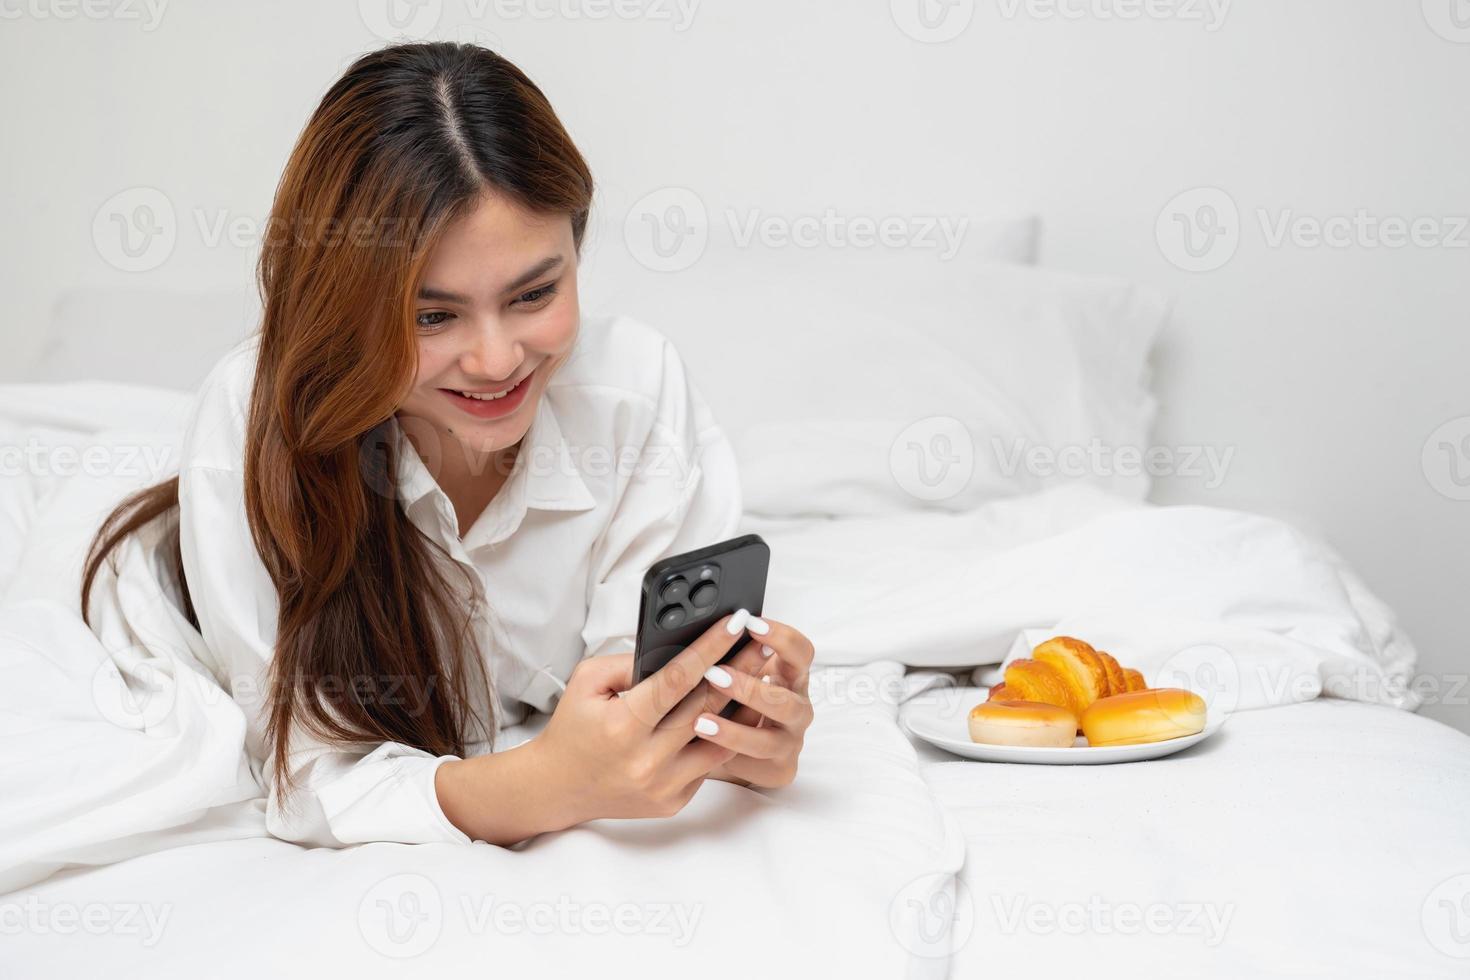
[632,534,770,710]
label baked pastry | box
[1080,688,1207,746]
[999,658,1084,717]
[1095,650,1128,696]
[1122,668,1147,692]
[1033,637,1109,708]
[968,700,1079,748]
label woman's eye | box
[515,282,559,308]
[415,310,452,330]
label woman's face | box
[399,189,580,469]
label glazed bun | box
[1081,688,1207,746]
[969,700,1079,748]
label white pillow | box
[579,239,1168,517]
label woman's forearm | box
[434,738,584,846]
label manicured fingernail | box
[694,717,719,736]
[746,616,770,635]
[704,665,732,688]
[761,675,772,685]
[725,609,750,635]
[761,644,775,658]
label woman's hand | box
[695,614,815,789]
[436,615,742,844]
[529,614,750,822]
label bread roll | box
[1080,688,1206,746]
[969,700,1079,748]
[1122,668,1147,692]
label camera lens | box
[690,581,718,608]
[659,577,689,603]
[656,604,687,629]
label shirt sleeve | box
[579,354,744,661]
[176,358,470,848]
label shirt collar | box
[388,394,596,549]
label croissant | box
[989,637,1150,716]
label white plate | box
[901,687,1225,765]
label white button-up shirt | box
[176,314,742,847]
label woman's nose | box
[458,321,524,381]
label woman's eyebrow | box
[502,254,565,294]
[416,255,566,304]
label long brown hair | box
[82,42,594,799]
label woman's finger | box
[701,663,813,729]
[691,712,787,759]
[623,613,744,727]
[747,617,815,690]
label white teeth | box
[456,381,518,401]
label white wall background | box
[1,0,1466,731]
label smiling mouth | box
[441,372,530,401]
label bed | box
[4,245,1468,978]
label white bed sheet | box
[906,697,1470,978]
[3,661,965,978]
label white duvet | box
[3,381,1467,979]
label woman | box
[80,41,813,849]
